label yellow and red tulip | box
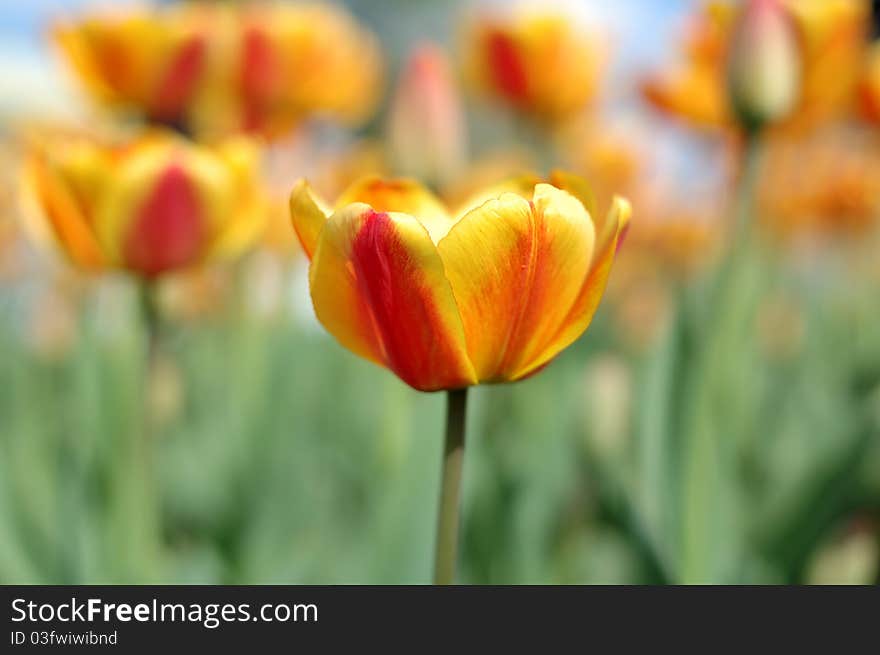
[195,2,384,139]
[54,2,384,139]
[289,174,630,392]
[21,130,266,278]
[54,5,210,126]
[464,11,604,124]
[642,0,869,133]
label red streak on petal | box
[351,210,466,391]
[152,35,206,121]
[124,164,204,277]
[240,26,278,132]
[486,30,529,105]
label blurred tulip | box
[198,2,383,139]
[642,0,869,133]
[465,11,604,123]
[54,5,209,126]
[388,44,466,189]
[858,40,880,123]
[727,0,801,131]
[759,125,880,235]
[21,130,266,278]
[290,174,630,391]
[54,2,384,140]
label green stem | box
[136,280,162,580]
[731,135,763,254]
[679,132,765,583]
[433,388,468,585]
[139,280,162,444]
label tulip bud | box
[727,0,801,132]
[387,44,466,189]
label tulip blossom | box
[289,174,630,392]
[465,12,604,123]
[22,131,266,278]
[54,2,384,139]
[54,6,210,126]
[388,44,466,189]
[642,0,868,133]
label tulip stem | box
[135,280,162,580]
[433,388,468,585]
[140,282,161,369]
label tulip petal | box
[437,184,595,382]
[121,163,205,277]
[289,179,329,260]
[208,138,267,259]
[549,170,598,220]
[22,153,107,270]
[152,33,205,120]
[310,204,476,391]
[96,139,234,275]
[516,195,631,378]
[335,177,454,243]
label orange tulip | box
[54,2,384,139]
[290,174,630,391]
[464,11,604,123]
[21,130,266,278]
[642,0,868,132]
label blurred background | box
[1,0,879,584]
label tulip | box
[387,44,466,189]
[22,130,266,278]
[53,6,209,126]
[289,174,630,392]
[465,12,604,123]
[195,2,384,139]
[290,173,629,583]
[642,0,868,133]
[727,0,801,132]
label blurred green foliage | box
[1,234,877,583]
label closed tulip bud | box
[727,0,801,132]
[21,131,266,278]
[388,44,466,189]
